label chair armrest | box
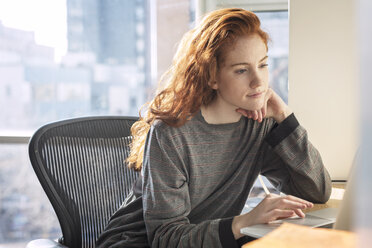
[26,239,68,248]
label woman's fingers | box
[250,111,255,120]
[235,107,268,123]
[271,198,307,211]
[236,109,256,120]
[266,209,295,223]
[261,105,266,119]
[284,195,314,208]
[246,194,311,225]
[266,208,305,224]
[293,208,306,218]
[265,194,310,218]
[257,110,263,122]
[236,109,248,117]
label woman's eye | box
[236,69,247,74]
[259,63,268,68]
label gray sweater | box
[96,112,332,248]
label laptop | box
[240,156,356,238]
[240,208,338,238]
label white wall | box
[289,0,359,180]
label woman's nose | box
[249,70,263,89]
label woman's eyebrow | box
[230,55,268,67]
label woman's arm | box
[237,89,332,202]
[230,114,331,240]
[259,113,332,203]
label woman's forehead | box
[219,34,267,66]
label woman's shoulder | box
[150,115,201,139]
[151,119,167,130]
[150,119,185,137]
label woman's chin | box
[240,104,264,112]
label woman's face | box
[210,34,269,112]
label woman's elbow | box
[313,181,332,204]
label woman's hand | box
[236,88,293,123]
[232,194,314,239]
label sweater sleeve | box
[260,114,332,203]
[142,124,238,248]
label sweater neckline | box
[194,110,244,129]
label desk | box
[242,183,355,248]
[244,183,346,214]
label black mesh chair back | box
[28,116,139,248]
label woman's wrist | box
[232,215,245,240]
[273,107,293,123]
[232,213,256,240]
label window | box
[0,0,194,245]
[256,11,289,103]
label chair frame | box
[28,116,139,248]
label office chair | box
[26,116,139,248]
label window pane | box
[0,145,61,246]
[0,0,194,246]
[156,0,195,83]
[0,0,151,132]
[256,11,289,103]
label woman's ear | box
[208,81,218,90]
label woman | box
[96,8,332,248]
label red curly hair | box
[127,8,269,170]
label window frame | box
[0,134,30,144]
[197,0,288,17]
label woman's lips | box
[248,92,263,98]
